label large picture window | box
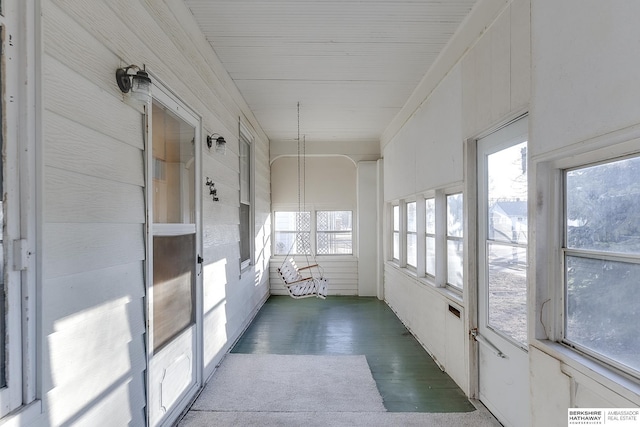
[564,155,640,376]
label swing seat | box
[278,258,328,299]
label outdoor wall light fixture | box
[116,65,152,104]
[207,133,226,154]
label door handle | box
[471,329,507,359]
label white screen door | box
[146,85,202,427]
[476,116,529,426]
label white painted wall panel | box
[384,265,467,390]
[531,1,640,156]
[415,66,464,191]
[271,156,356,208]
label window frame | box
[424,196,436,279]
[533,132,640,393]
[239,122,254,272]
[445,191,464,291]
[405,200,417,269]
[273,210,312,256]
[315,210,353,256]
[391,203,400,262]
[560,154,640,379]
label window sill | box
[533,340,640,403]
[0,400,43,427]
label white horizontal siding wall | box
[382,0,530,397]
[41,0,270,424]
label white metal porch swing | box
[277,103,329,299]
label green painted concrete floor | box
[231,296,476,412]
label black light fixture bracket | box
[207,133,226,150]
[116,64,151,93]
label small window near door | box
[564,154,640,377]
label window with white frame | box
[274,211,311,256]
[563,154,640,377]
[239,130,253,269]
[392,204,400,261]
[446,193,464,289]
[317,210,352,255]
[425,197,436,277]
[406,201,417,268]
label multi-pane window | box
[446,193,464,289]
[425,198,436,277]
[274,211,311,255]
[406,202,417,268]
[392,205,400,261]
[564,155,640,376]
[317,211,352,255]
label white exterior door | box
[146,85,202,427]
[476,116,530,427]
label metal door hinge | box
[13,239,30,271]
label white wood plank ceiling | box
[185,0,478,144]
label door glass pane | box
[152,101,195,224]
[487,243,527,347]
[486,141,528,347]
[488,142,528,244]
[153,234,195,351]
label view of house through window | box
[564,154,640,376]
